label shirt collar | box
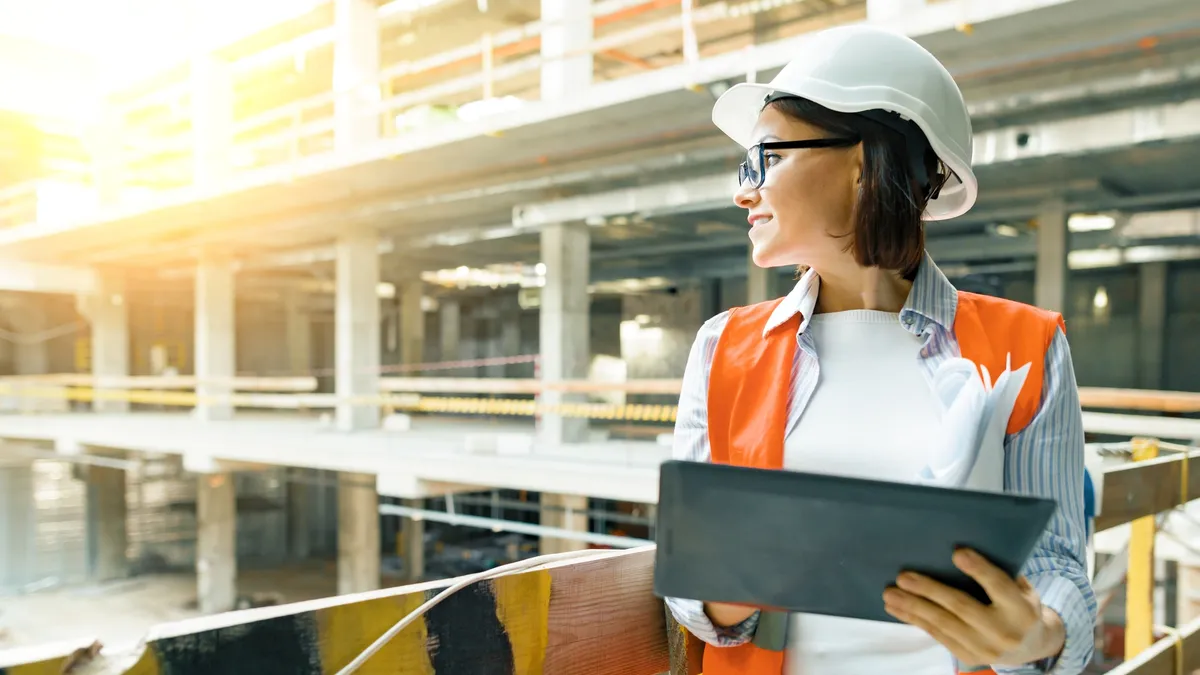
[762,252,958,339]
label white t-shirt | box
[782,310,956,675]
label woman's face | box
[734,105,863,269]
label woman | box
[665,24,1096,675]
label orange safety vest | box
[702,290,1065,675]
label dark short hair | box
[765,96,944,280]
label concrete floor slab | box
[0,413,665,503]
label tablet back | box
[653,460,1057,623]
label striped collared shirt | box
[665,253,1097,675]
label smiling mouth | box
[749,216,773,229]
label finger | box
[954,549,1022,606]
[884,588,979,647]
[884,591,987,665]
[896,572,991,626]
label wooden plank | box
[0,548,668,675]
[1079,387,1200,414]
[1096,450,1200,532]
[0,638,101,675]
[1126,440,1159,659]
[1083,412,1200,441]
[1105,614,1200,675]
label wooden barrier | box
[1079,387,1200,414]
[0,548,669,675]
[1105,615,1200,675]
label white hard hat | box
[712,24,976,220]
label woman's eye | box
[764,152,782,165]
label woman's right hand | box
[705,602,759,627]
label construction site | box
[1,0,1200,672]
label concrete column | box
[337,472,380,595]
[287,471,311,560]
[12,303,47,376]
[440,300,460,367]
[540,0,593,101]
[747,246,774,304]
[539,222,590,445]
[195,255,236,422]
[190,54,233,190]
[1035,200,1068,313]
[701,278,722,319]
[399,280,424,367]
[401,498,424,583]
[284,291,311,375]
[499,299,521,377]
[333,0,381,152]
[540,493,589,555]
[1138,262,1167,390]
[88,276,130,413]
[196,473,236,614]
[0,459,35,591]
[14,342,48,376]
[335,230,381,431]
[85,464,128,581]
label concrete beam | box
[376,473,483,499]
[183,454,274,474]
[0,261,97,295]
[512,97,1200,227]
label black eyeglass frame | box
[739,138,861,189]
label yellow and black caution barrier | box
[0,384,680,423]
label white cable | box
[335,547,629,675]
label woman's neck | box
[813,264,912,314]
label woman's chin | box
[750,244,781,268]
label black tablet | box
[653,460,1057,623]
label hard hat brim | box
[711,81,976,221]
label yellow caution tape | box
[0,384,679,422]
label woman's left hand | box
[882,548,1065,668]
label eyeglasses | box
[739,138,861,189]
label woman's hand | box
[705,602,759,628]
[882,548,1065,668]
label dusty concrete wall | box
[621,288,702,381]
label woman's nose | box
[734,180,759,209]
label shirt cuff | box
[665,597,760,647]
[993,573,1095,675]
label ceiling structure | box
[0,0,1197,298]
